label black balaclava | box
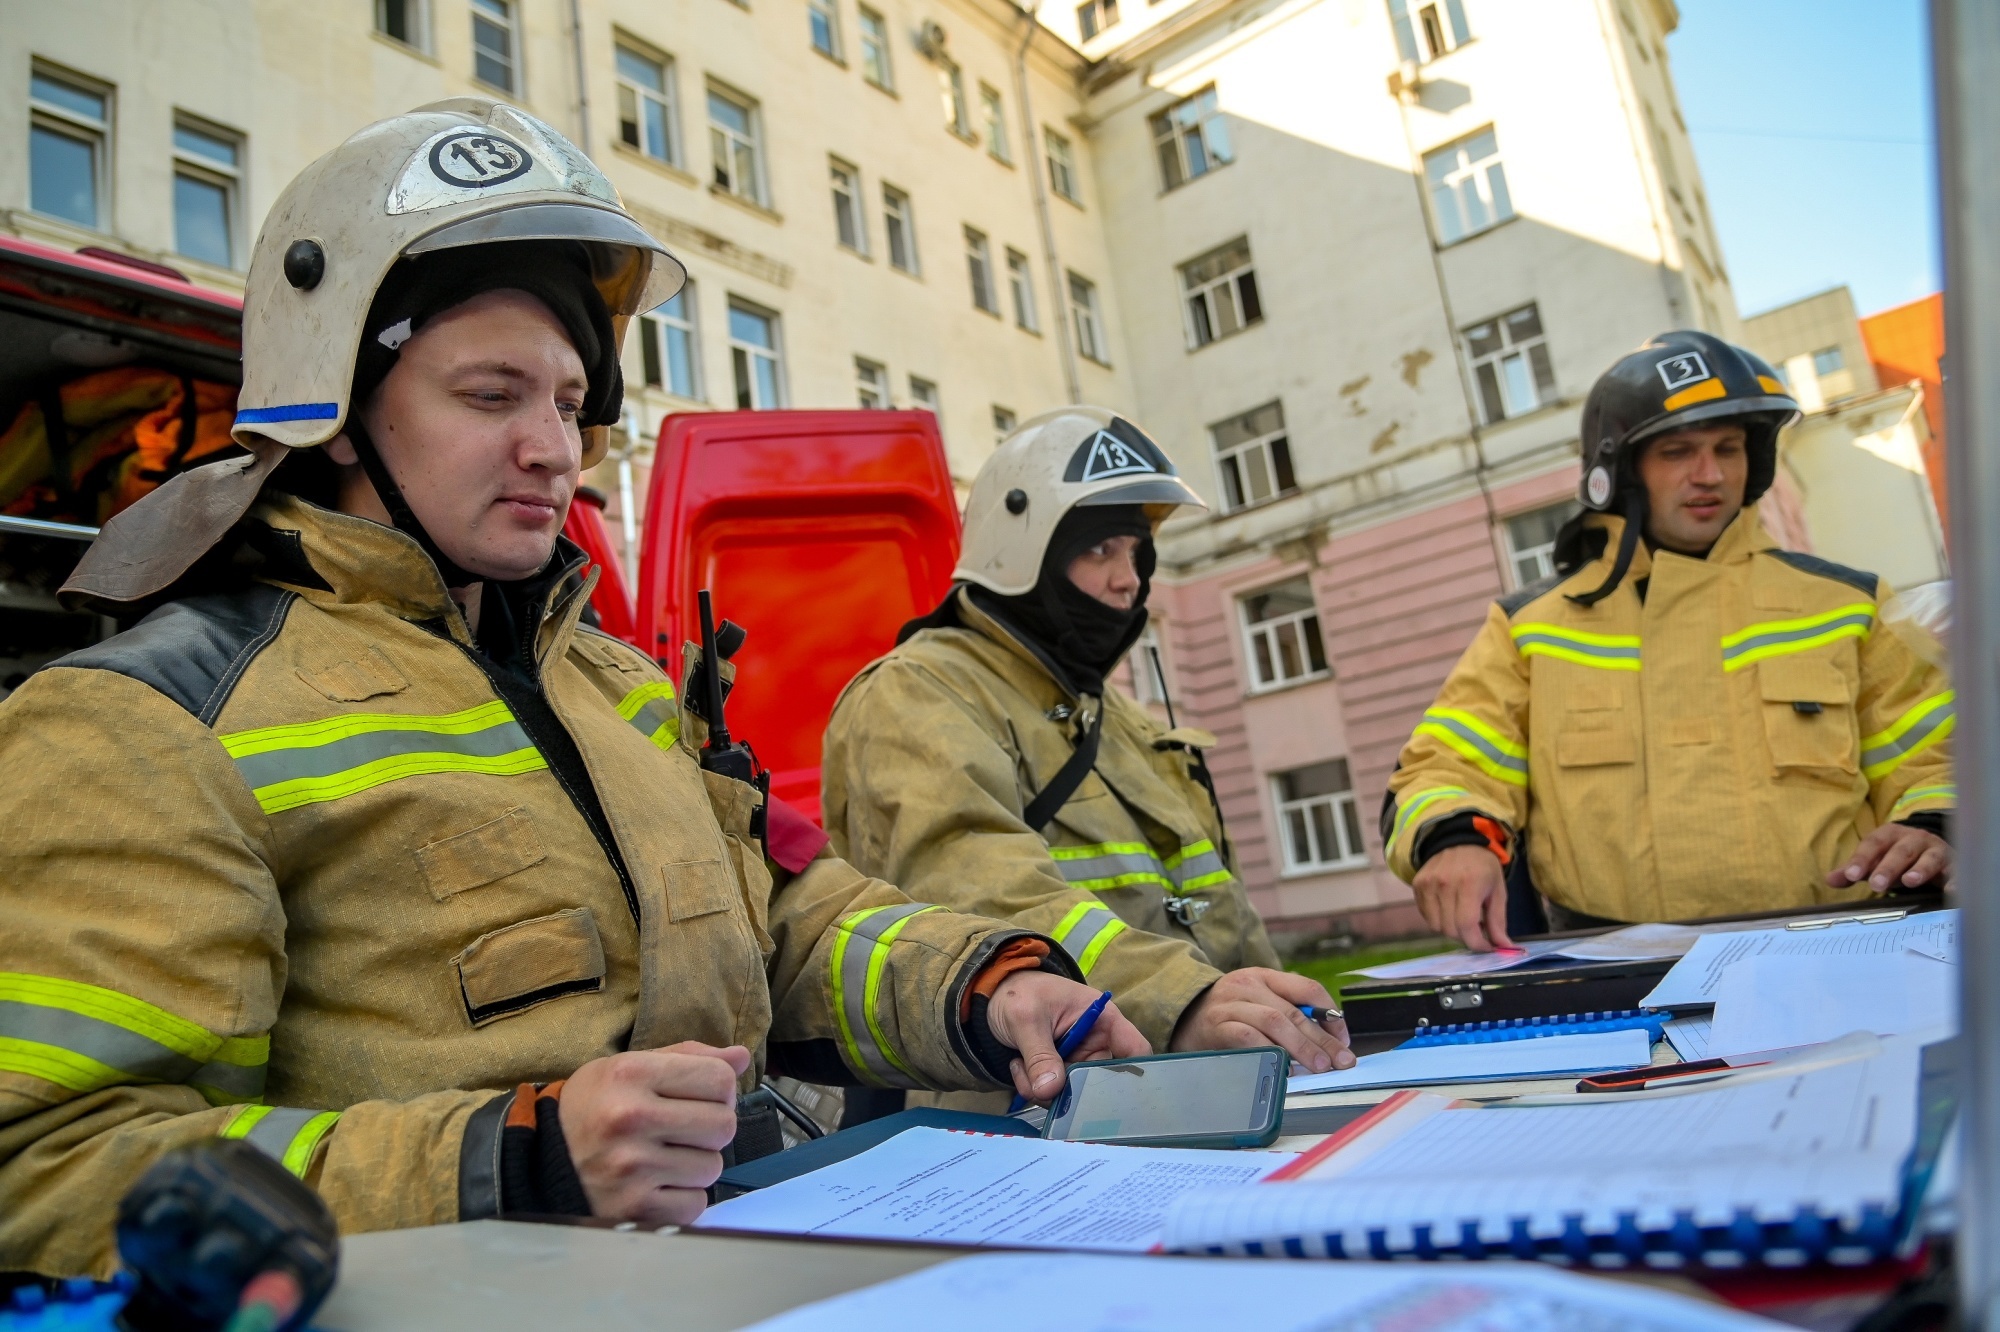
[343,239,623,589]
[971,503,1155,695]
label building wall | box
[1860,292,1947,530]
[1741,286,1880,409]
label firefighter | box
[822,408,1353,1091]
[1383,331,1954,950]
[0,101,1145,1278]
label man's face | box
[1635,423,1749,555]
[330,289,588,582]
[1066,534,1144,610]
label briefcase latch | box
[1437,984,1484,1011]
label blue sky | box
[1668,0,1938,319]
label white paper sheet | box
[1663,1014,1714,1061]
[1347,938,1565,981]
[1553,921,1702,962]
[1286,1028,1650,1095]
[692,1127,1293,1252]
[740,1251,1786,1332]
[1707,951,1956,1057]
[1641,910,1958,1007]
[1165,1039,1922,1256]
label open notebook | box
[1163,1035,1957,1270]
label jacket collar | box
[1582,505,1774,585]
[952,587,1095,705]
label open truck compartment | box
[0,237,243,698]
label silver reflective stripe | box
[1510,631,1642,663]
[229,720,536,791]
[833,903,937,1088]
[1167,845,1229,890]
[1862,698,1957,773]
[628,698,675,742]
[1418,712,1529,778]
[0,1001,268,1101]
[1722,611,1876,666]
[1051,906,1127,975]
[240,1106,322,1161]
[1050,846,1172,892]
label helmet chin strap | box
[342,415,480,591]
[1566,489,1647,609]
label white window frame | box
[939,58,973,139]
[1240,579,1330,692]
[1424,128,1514,245]
[1151,86,1231,191]
[1209,400,1295,514]
[992,405,1018,444]
[830,157,867,254]
[1181,237,1263,349]
[857,5,894,89]
[638,285,701,401]
[1127,624,1168,705]
[1463,303,1556,424]
[909,376,940,418]
[1005,247,1038,331]
[374,0,431,51]
[1273,760,1369,874]
[980,84,1011,163]
[470,0,520,94]
[708,85,768,207]
[1045,128,1081,203]
[728,299,786,410]
[965,226,999,315]
[28,64,111,232]
[855,356,889,408]
[1068,271,1108,365]
[1076,0,1119,39]
[1502,500,1580,590]
[1813,345,1845,376]
[615,42,679,167]
[809,0,843,60]
[171,115,244,269]
[1388,0,1472,63]
[883,184,919,274]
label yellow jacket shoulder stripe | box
[615,681,680,750]
[0,973,267,1104]
[1720,604,1875,672]
[1509,623,1642,671]
[1413,709,1528,786]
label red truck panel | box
[636,410,960,823]
[560,489,639,646]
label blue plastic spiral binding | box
[1397,1008,1670,1048]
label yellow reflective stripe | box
[1892,784,1956,816]
[0,973,212,1059]
[1391,786,1470,850]
[1049,841,1153,862]
[1662,377,1728,411]
[1160,840,1215,870]
[0,1036,125,1093]
[826,909,873,1081]
[246,748,547,815]
[1073,918,1128,974]
[615,681,680,750]
[1510,623,1642,671]
[282,1111,341,1176]
[861,909,938,1085]
[209,1034,271,1067]
[1861,691,1956,781]
[218,700,516,758]
[221,1105,341,1177]
[1414,709,1528,787]
[1051,901,1098,940]
[220,1104,273,1139]
[1720,603,1875,672]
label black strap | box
[1023,704,1104,832]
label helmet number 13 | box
[429,132,531,188]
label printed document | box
[1347,938,1566,981]
[1552,921,1701,962]
[693,1126,1292,1252]
[1707,951,1956,1056]
[740,1251,1782,1332]
[1287,1028,1650,1095]
[1642,910,1958,1007]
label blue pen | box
[1009,989,1114,1114]
[1299,1003,1343,1025]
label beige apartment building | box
[3,0,1743,940]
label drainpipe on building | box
[1388,67,1508,586]
[618,410,642,588]
[567,0,593,155]
[1013,3,1083,405]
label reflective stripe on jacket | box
[1383,509,1955,921]
[0,496,1036,1278]
[822,589,1279,1052]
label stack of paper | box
[1642,910,1958,1008]
[1287,1027,1650,1095]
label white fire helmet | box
[955,407,1207,597]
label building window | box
[939,59,973,139]
[1151,87,1231,191]
[857,5,894,89]
[1388,0,1471,63]
[1128,624,1168,704]
[1077,0,1119,39]
[855,357,889,408]
[1045,129,1081,203]
[992,405,1018,443]
[809,0,842,60]
[29,67,109,230]
[708,87,766,206]
[1503,501,1580,589]
[1813,345,1845,376]
[729,300,784,409]
[171,118,241,269]
[910,376,940,418]
[375,0,429,50]
[1464,304,1556,424]
[639,287,700,400]
[1210,401,1295,513]
[965,227,999,315]
[1274,759,1367,872]
[1241,578,1329,690]
[1424,129,1513,245]
[471,0,518,93]
[830,158,867,252]
[1068,272,1108,365]
[1005,248,1038,331]
[980,84,1011,163]
[883,185,918,273]
[616,44,678,166]
[1181,237,1262,349]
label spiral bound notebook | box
[1165,1036,1954,1271]
[1398,1008,1669,1049]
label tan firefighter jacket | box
[822,588,1279,1052]
[0,496,1058,1278]
[1383,509,1956,922]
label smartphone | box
[1042,1048,1286,1149]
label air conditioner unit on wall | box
[915,19,948,60]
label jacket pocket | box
[1556,691,1636,767]
[418,808,547,900]
[454,907,606,1026]
[1758,656,1857,774]
[663,857,737,922]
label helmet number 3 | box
[429,131,532,188]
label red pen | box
[1576,1057,1771,1093]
